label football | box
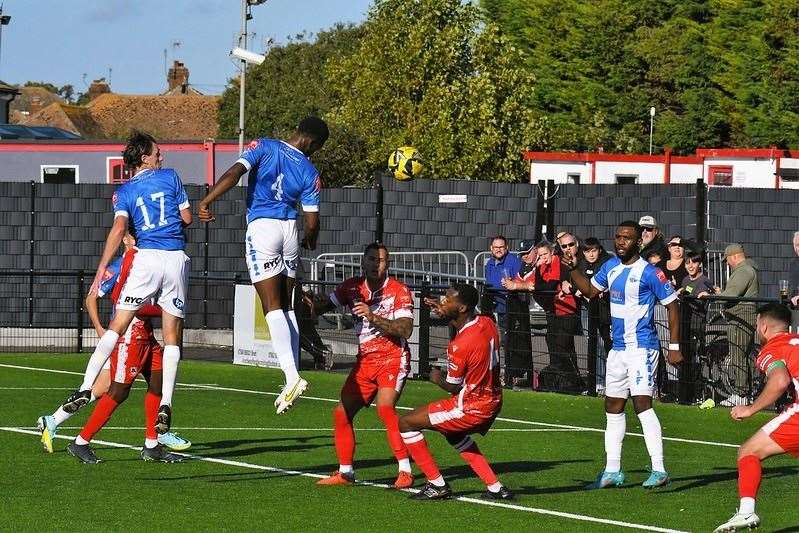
[387,146,423,181]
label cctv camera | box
[230,47,266,65]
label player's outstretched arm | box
[301,211,319,250]
[85,292,105,338]
[567,267,600,299]
[198,162,247,222]
[91,216,127,294]
[665,300,683,365]
[429,367,462,394]
[180,207,192,227]
[352,302,413,339]
[731,365,791,420]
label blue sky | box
[0,0,373,95]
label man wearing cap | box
[712,243,760,406]
[639,215,667,267]
[501,241,536,387]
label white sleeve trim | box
[179,200,190,210]
[236,157,252,171]
[590,277,606,291]
[302,204,319,212]
[114,210,129,218]
[394,310,413,319]
[446,376,464,385]
[660,292,678,306]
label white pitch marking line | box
[0,362,740,449]
[10,426,591,432]
[0,426,687,533]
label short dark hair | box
[122,130,156,168]
[297,116,329,146]
[364,241,388,256]
[491,235,507,245]
[452,283,479,312]
[583,237,602,250]
[685,252,703,264]
[618,220,642,239]
[757,302,791,327]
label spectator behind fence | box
[500,240,536,388]
[665,236,689,288]
[707,243,760,406]
[639,215,667,267]
[790,231,799,308]
[483,235,521,320]
[534,240,583,393]
[680,253,715,300]
[579,237,613,395]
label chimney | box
[88,78,111,101]
[29,95,43,114]
[168,60,190,93]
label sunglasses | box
[668,242,683,247]
[560,242,577,249]
[642,227,655,233]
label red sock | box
[78,395,119,443]
[460,442,498,486]
[144,391,161,440]
[333,405,355,466]
[401,432,441,481]
[377,405,409,460]
[738,454,762,499]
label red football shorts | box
[341,356,409,404]
[427,396,500,436]
[762,403,799,458]
[109,334,163,385]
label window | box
[40,165,79,184]
[107,157,131,184]
[567,173,580,184]
[615,174,638,184]
[778,168,799,182]
[708,166,733,186]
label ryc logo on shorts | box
[173,298,184,310]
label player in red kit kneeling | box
[714,303,799,532]
[398,283,513,501]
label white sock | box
[637,408,665,472]
[145,438,159,449]
[739,497,756,514]
[52,406,72,426]
[604,412,626,472]
[266,310,299,383]
[160,345,181,407]
[74,435,89,445]
[338,464,353,474]
[79,330,119,391]
[285,310,300,364]
[398,458,411,473]
[429,475,446,487]
[487,482,503,493]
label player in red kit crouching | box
[398,283,513,500]
[715,303,799,532]
[309,243,415,489]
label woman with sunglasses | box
[665,236,689,288]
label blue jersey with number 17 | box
[112,168,189,251]
[237,138,321,224]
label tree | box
[326,0,544,182]
[218,24,366,186]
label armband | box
[668,343,680,351]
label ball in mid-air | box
[387,146,423,181]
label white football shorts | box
[115,249,190,319]
[604,347,660,398]
[245,218,299,283]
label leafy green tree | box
[326,0,544,182]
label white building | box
[524,148,799,189]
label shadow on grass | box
[655,464,799,493]
[188,435,332,459]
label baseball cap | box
[724,243,745,258]
[517,239,535,254]
[668,237,683,247]
[638,215,657,228]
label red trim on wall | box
[204,140,215,186]
[524,150,701,164]
[696,147,789,158]
[664,148,672,184]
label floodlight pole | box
[374,170,385,244]
[649,106,656,155]
[0,5,11,79]
[237,0,249,154]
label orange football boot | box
[316,471,355,485]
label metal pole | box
[238,0,248,154]
[375,171,384,244]
[203,185,210,328]
[77,271,84,353]
[649,106,656,155]
[28,181,35,327]
[696,178,707,253]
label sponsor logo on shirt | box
[247,139,259,150]
[656,270,668,283]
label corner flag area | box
[2,354,796,532]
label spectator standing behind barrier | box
[483,236,522,321]
[533,240,583,393]
[639,215,667,267]
[579,237,613,395]
[665,236,689,288]
[705,243,760,406]
[500,240,536,389]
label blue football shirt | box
[112,168,189,251]
[591,257,677,350]
[237,138,321,223]
[97,256,122,298]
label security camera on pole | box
[0,3,11,78]
[234,0,269,155]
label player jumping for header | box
[198,117,329,414]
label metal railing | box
[312,251,470,286]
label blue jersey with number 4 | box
[112,168,189,251]
[237,138,321,224]
[590,257,677,351]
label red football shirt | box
[756,332,799,395]
[445,315,502,414]
[331,276,413,362]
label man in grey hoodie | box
[716,243,759,406]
